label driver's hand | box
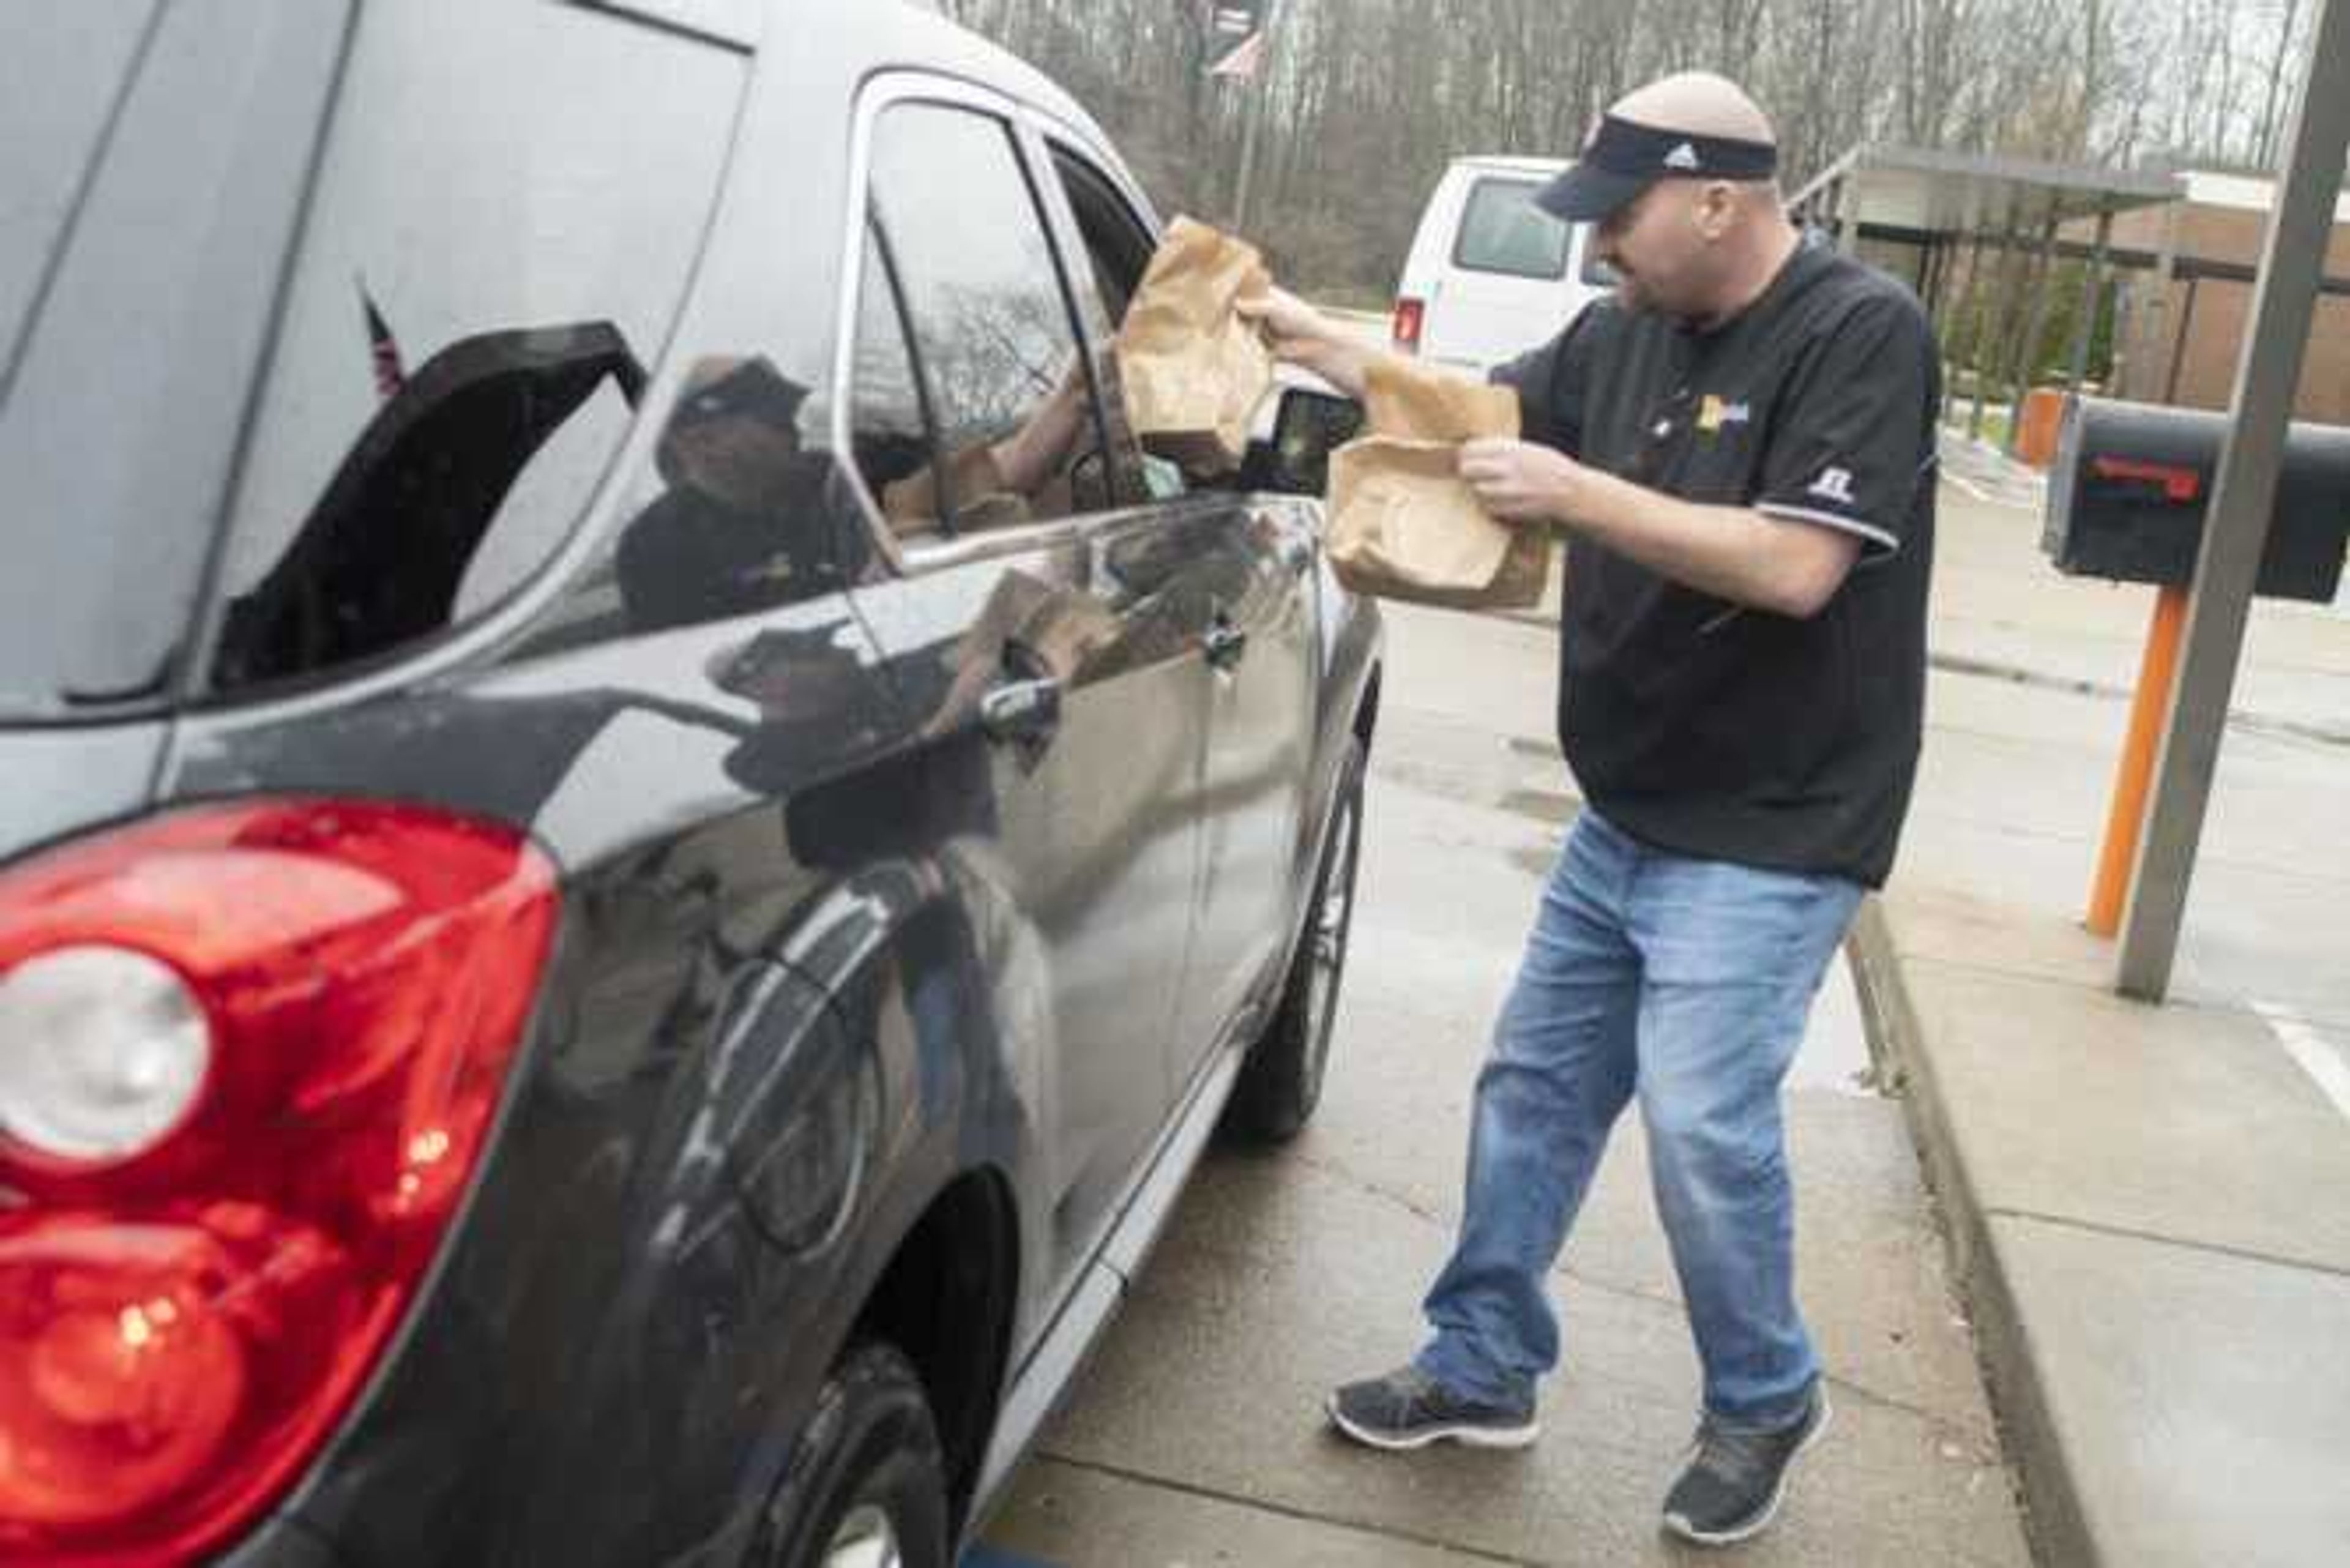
[1048,356,1089,409]
[993,357,1092,495]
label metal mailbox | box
[2042,396,2350,603]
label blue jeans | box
[1416,810,1863,1430]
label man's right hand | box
[1239,286,1337,357]
[1240,285,1373,400]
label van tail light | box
[0,800,558,1566]
[1390,296,1425,355]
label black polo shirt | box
[1495,237,1938,887]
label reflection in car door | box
[832,95,1210,1323]
[1034,141,1319,1096]
[1168,499,1315,1087]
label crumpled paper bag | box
[1114,217,1274,474]
[1324,357,1551,610]
[880,443,1039,536]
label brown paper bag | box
[880,443,1035,536]
[1326,440,1551,611]
[1363,356,1518,444]
[1114,217,1274,474]
[1325,359,1551,610]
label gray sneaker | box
[1660,1383,1832,1547]
[1325,1364,1539,1452]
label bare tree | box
[936,0,2318,299]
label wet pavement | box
[979,597,2029,1566]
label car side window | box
[843,217,949,536]
[860,102,1111,538]
[1047,147,1188,504]
[206,0,744,693]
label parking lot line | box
[2255,999,2350,1126]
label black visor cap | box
[1534,115,1778,223]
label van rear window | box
[1453,178,1570,281]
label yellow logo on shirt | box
[1697,395,1751,435]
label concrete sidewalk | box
[1851,447,2350,1567]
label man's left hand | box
[1459,438,1581,528]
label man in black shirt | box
[1252,71,1937,1547]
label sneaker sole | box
[1660,1389,1834,1548]
[1324,1397,1540,1452]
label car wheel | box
[1224,737,1364,1143]
[767,1343,950,1568]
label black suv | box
[1,3,1379,1565]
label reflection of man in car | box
[616,357,867,630]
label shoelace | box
[1384,1366,1444,1418]
[1685,1419,1779,1489]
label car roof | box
[846,0,1121,160]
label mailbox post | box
[2087,584,2190,938]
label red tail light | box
[1391,296,1425,354]
[0,801,559,1566]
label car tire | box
[766,1342,951,1568]
[1223,736,1365,1144]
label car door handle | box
[978,674,1062,749]
[1204,619,1248,671]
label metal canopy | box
[1789,145,2184,236]
[1789,146,2195,457]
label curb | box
[1844,898,2089,1568]
[1925,652,2350,749]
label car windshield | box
[0,2,336,720]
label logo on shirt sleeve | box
[1806,466,1859,506]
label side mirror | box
[1245,386,1365,496]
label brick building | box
[2089,171,2350,422]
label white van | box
[1391,155,1613,376]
